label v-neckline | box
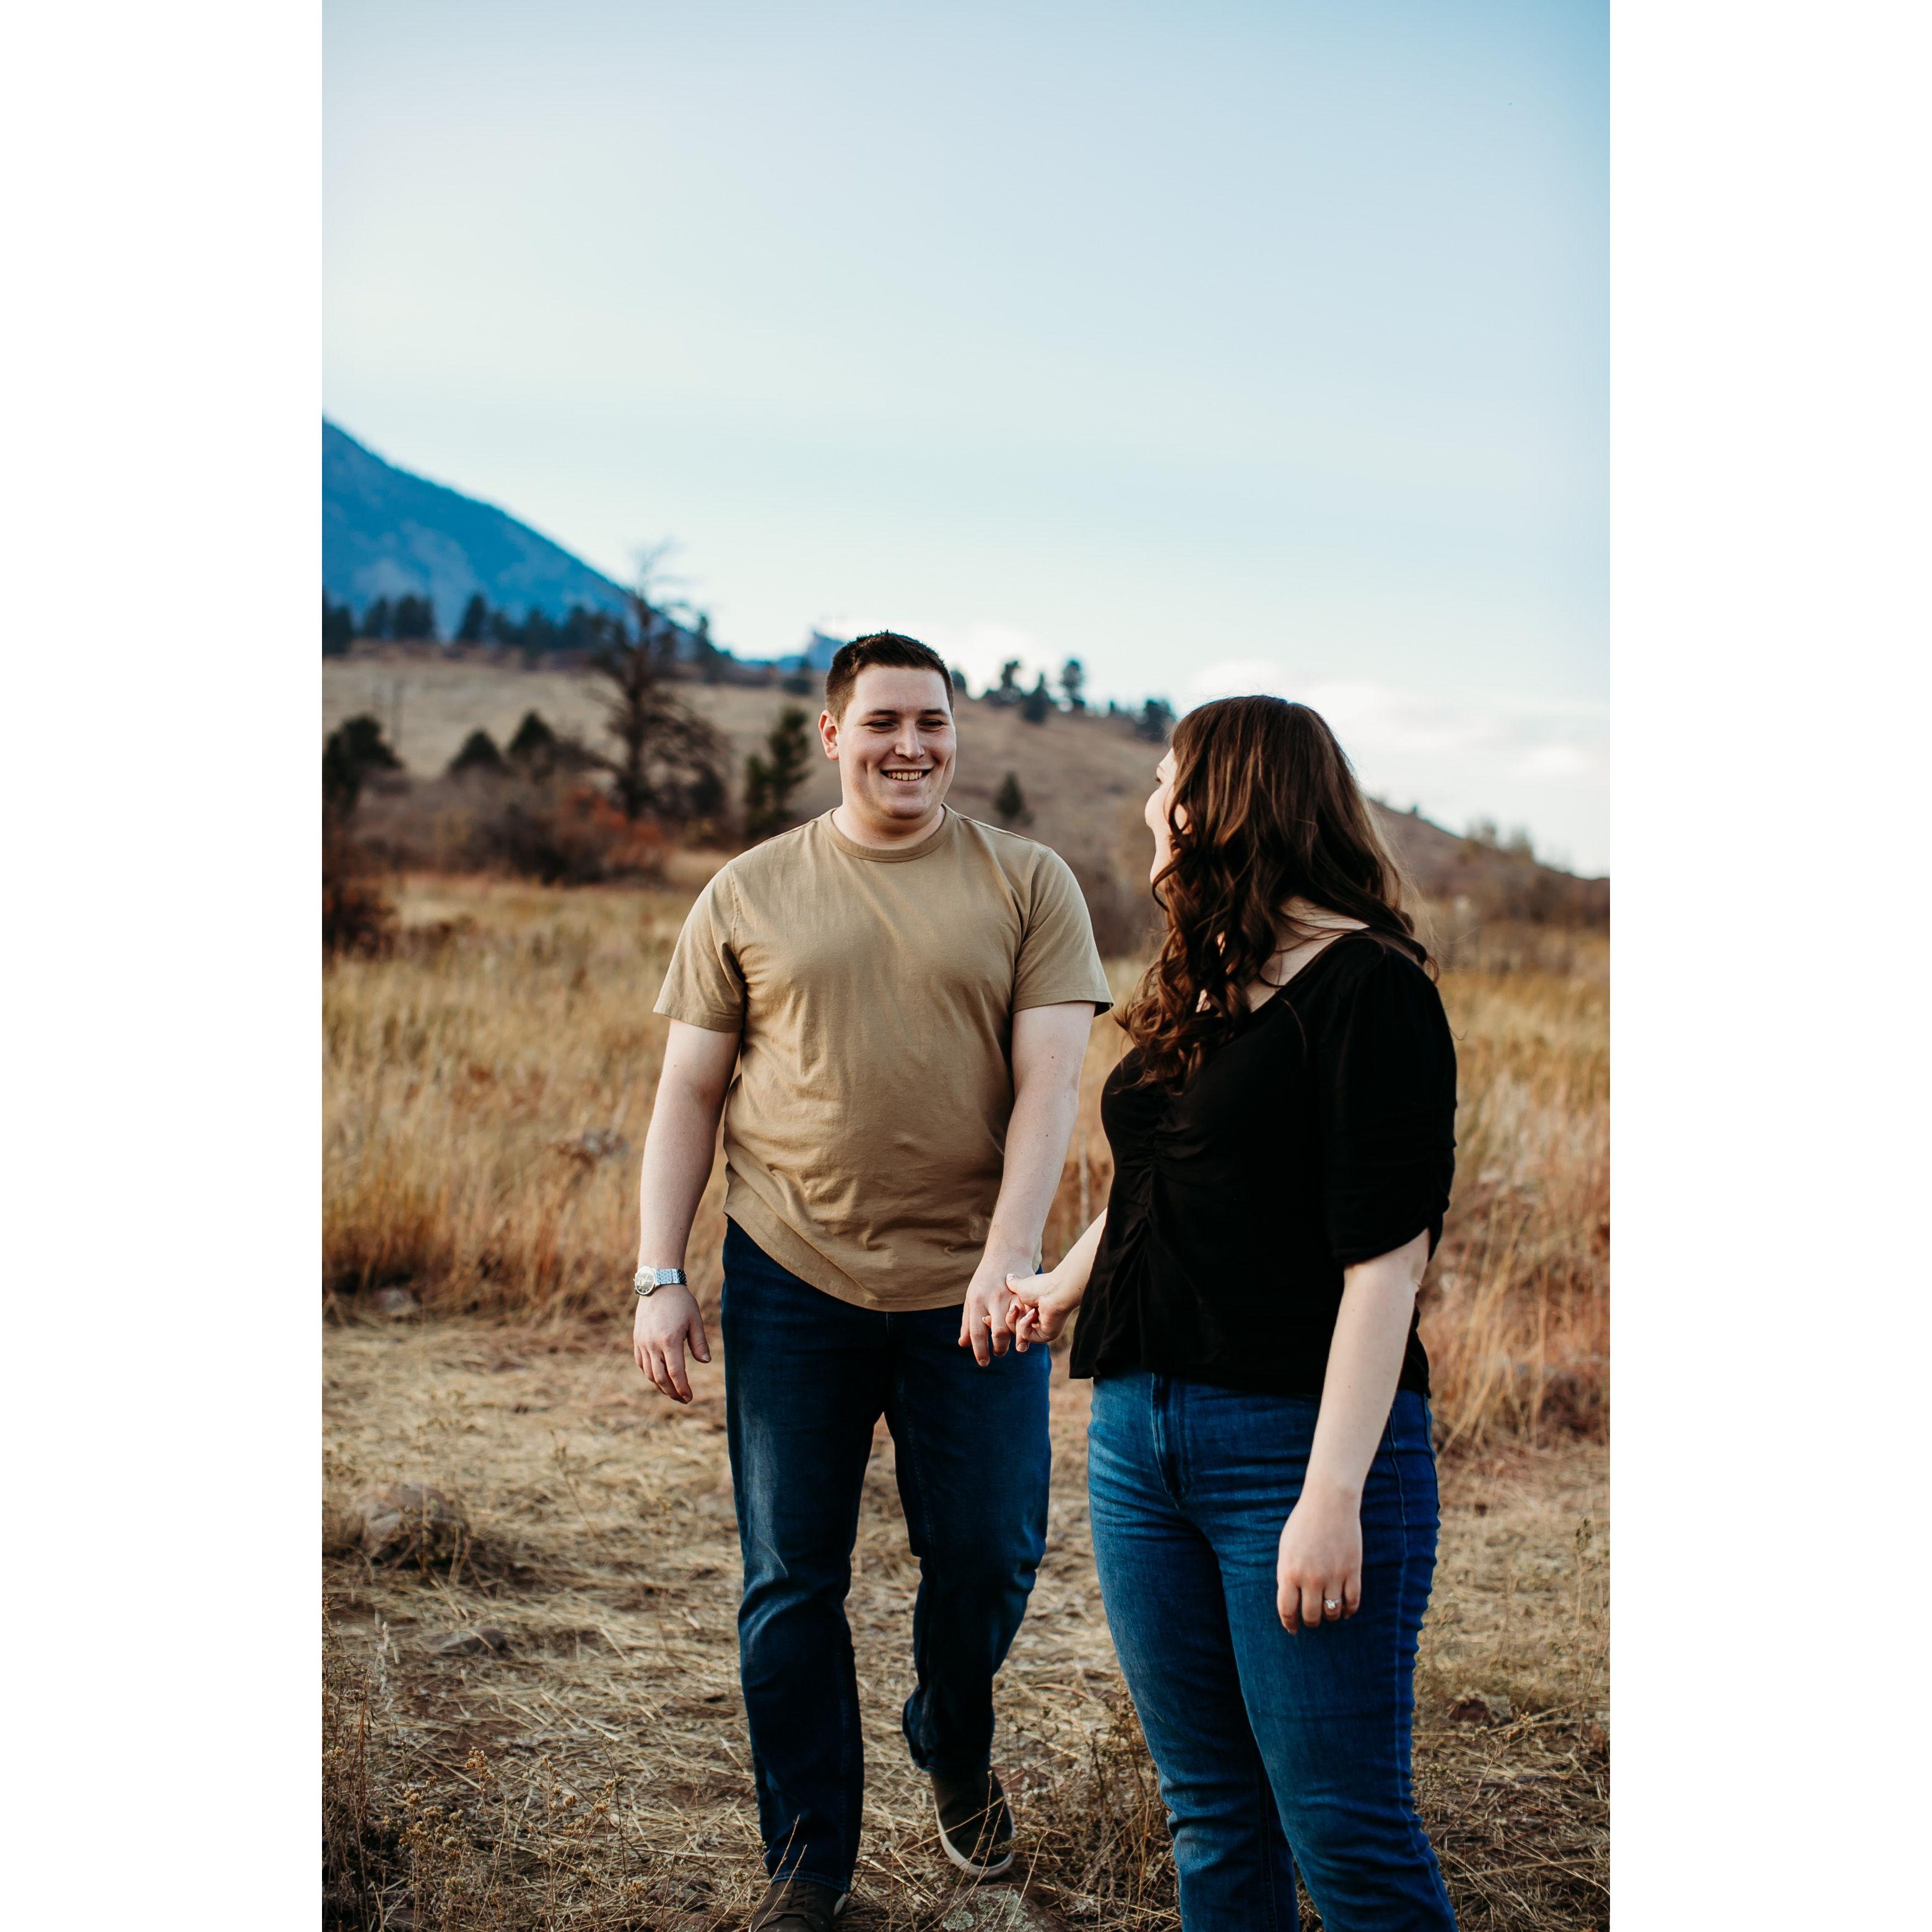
[1245,928,1372,1017]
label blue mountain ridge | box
[323,419,632,633]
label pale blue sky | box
[326,0,1607,870]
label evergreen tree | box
[448,728,508,777]
[1134,697,1177,743]
[323,594,353,656]
[994,659,1022,704]
[507,710,560,773]
[950,664,971,698]
[456,594,489,643]
[691,612,729,685]
[323,713,401,819]
[1020,673,1053,724]
[742,705,814,841]
[391,594,437,641]
[361,596,392,640]
[993,773,1033,829]
[1060,658,1086,710]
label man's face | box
[820,666,958,830]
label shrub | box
[993,772,1033,829]
[322,824,394,956]
[471,781,668,885]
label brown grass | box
[323,872,1609,1930]
[326,877,1607,1453]
[323,1317,1605,1932]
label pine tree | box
[742,705,814,840]
[448,728,508,777]
[1134,697,1177,742]
[995,659,1022,704]
[390,594,431,640]
[1060,658,1086,710]
[323,594,353,656]
[361,596,392,640]
[323,713,401,819]
[1020,674,1053,724]
[507,710,560,773]
[456,594,489,643]
[950,664,971,698]
[993,773,1033,829]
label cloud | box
[920,623,1056,692]
[1187,661,1606,771]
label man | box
[631,632,1110,1932]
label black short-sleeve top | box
[1068,933,1458,1398]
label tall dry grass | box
[325,879,1606,1445]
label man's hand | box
[633,1284,711,1404]
[958,1250,1032,1365]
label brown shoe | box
[932,1767,1015,1879]
[746,1878,851,1931]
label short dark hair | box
[824,632,952,718]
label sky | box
[324,0,1607,871]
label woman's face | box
[1144,749,1179,882]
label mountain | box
[323,420,630,632]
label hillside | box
[323,421,631,633]
[324,648,1607,930]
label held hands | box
[1276,1483,1364,1633]
[958,1250,1033,1365]
[1006,1266,1083,1352]
[633,1284,711,1404]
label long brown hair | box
[1123,695,1429,1089]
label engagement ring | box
[1324,1599,1339,1611]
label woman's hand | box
[1006,1266,1084,1351]
[1276,1484,1363,1632]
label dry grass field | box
[324,872,1608,1932]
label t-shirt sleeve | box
[1312,949,1458,1266]
[1013,851,1115,1014]
[653,871,747,1033]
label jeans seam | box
[887,1337,942,1777]
[1385,1417,1455,1921]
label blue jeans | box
[720,1221,1052,1892]
[1087,1372,1456,1931]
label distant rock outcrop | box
[323,419,630,633]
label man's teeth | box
[884,771,926,781]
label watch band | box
[633,1267,688,1295]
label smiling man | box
[631,632,1110,1931]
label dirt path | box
[324,1314,1606,1931]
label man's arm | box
[959,1001,1095,1365]
[633,1019,740,1403]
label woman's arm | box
[1006,1209,1108,1351]
[1275,1229,1430,1632]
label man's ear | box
[817,710,840,759]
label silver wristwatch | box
[633,1267,688,1296]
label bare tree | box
[585,562,727,822]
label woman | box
[1007,695,1460,1931]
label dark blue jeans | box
[1088,1372,1456,1931]
[720,1221,1051,1892]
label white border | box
[1,1,320,1918]
[1614,2,1929,1923]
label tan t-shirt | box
[655,808,1113,1312]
